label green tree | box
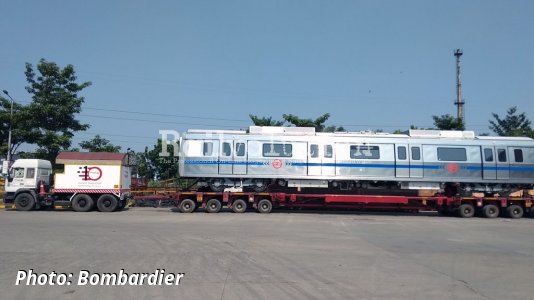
[249,114,284,126]
[282,113,344,132]
[79,135,121,152]
[489,106,533,137]
[136,139,179,180]
[0,96,36,158]
[24,59,91,163]
[432,114,465,130]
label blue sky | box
[1,0,533,151]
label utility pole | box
[454,49,464,124]
[2,90,14,163]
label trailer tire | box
[14,193,35,211]
[530,208,534,219]
[206,199,222,213]
[179,199,196,213]
[117,200,127,210]
[457,204,475,218]
[97,194,118,212]
[232,199,247,213]
[72,194,94,212]
[481,204,500,219]
[257,199,272,214]
[506,205,523,219]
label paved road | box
[1,208,533,300]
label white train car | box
[179,126,534,195]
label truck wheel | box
[457,204,475,218]
[232,199,247,213]
[97,194,118,212]
[506,205,523,219]
[257,199,272,214]
[482,204,500,218]
[205,199,222,213]
[14,193,35,211]
[179,199,196,213]
[530,209,534,219]
[72,194,94,212]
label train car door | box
[322,144,335,176]
[409,145,423,178]
[308,143,321,176]
[218,141,233,175]
[395,144,409,178]
[496,148,510,180]
[219,141,247,175]
[233,141,247,175]
[482,147,497,180]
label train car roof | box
[185,126,534,142]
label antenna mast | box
[454,49,464,123]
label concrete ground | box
[1,207,533,300]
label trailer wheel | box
[206,199,222,213]
[257,199,272,214]
[530,209,534,219]
[232,199,247,213]
[117,199,127,210]
[72,194,94,212]
[14,193,35,211]
[97,194,118,212]
[481,204,500,218]
[179,199,196,213]
[506,205,523,219]
[457,204,475,218]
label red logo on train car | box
[447,163,459,174]
[78,166,103,181]
[272,159,283,169]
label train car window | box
[324,145,333,158]
[26,168,35,178]
[397,146,407,160]
[310,144,319,158]
[411,147,421,160]
[222,142,231,157]
[235,143,246,157]
[350,145,380,159]
[203,142,213,156]
[514,149,524,163]
[263,143,293,157]
[484,148,494,162]
[498,149,507,162]
[437,147,467,161]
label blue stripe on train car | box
[184,160,534,172]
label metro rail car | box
[178,126,534,195]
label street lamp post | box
[2,90,14,163]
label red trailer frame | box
[133,191,534,219]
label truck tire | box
[179,199,196,213]
[232,199,247,213]
[205,199,222,213]
[530,208,534,219]
[14,193,35,211]
[457,204,475,218]
[257,199,272,214]
[506,205,523,219]
[72,194,94,212]
[481,204,500,218]
[96,194,118,212]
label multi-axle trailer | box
[134,190,534,219]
